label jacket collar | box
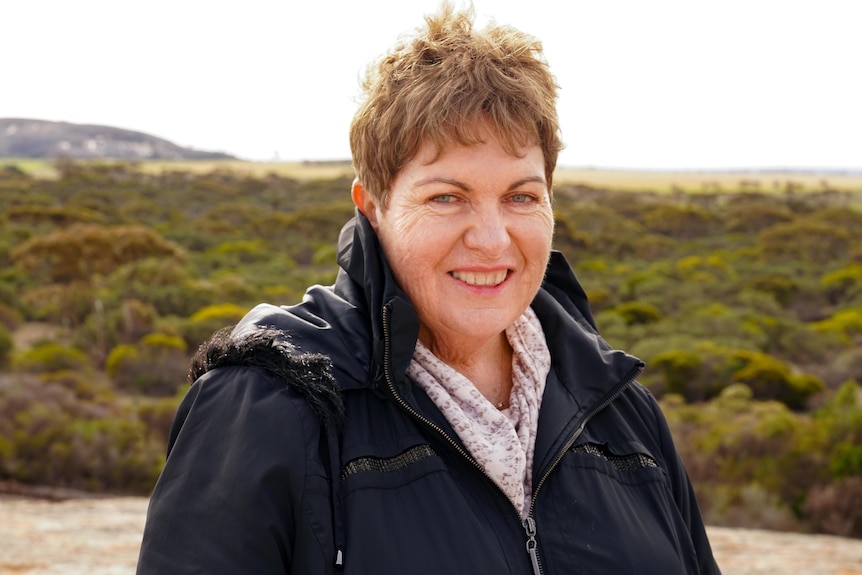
[238,210,641,406]
[336,211,642,404]
[336,210,420,392]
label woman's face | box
[355,130,554,352]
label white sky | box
[3,0,860,170]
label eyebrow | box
[413,175,547,192]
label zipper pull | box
[523,516,542,575]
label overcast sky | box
[4,0,860,170]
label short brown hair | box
[350,3,563,207]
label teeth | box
[452,270,507,286]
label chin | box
[453,312,517,338]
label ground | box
[0,495,861,574]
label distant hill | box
[0,118,236,160]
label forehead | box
[407,135,545,177]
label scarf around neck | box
[406,307,552,517]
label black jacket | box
[137,212,721,574]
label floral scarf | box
[406,307,551,517]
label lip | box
[450,269,511,287]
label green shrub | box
[724,202,794,233]
[5,204,106,226]
[814,380,862,473]
[803,477,862,538]
[205,239,270,265]
[11,224,186,283]
[758,220,851,264]
[38,370,115,403]
[650,344,824,407]
[190,303,247,324]
[650,350,704,398]
[0,302,23,331]
[140,332,187,352]
[830,441,862,479]
[585,288,614,313]
[813,309,862,344]
[730,350,825,409]
[806,206,862,238]
[106,336,187,396]
[0,325,12,369]
[135,394,183,446]
[702,483,803,532]
[65,417,164,492]
[19,282,96,326]
[202,273,257,305]
[12,342,90,373]
[749,275,800,307]
[0,373,162,493]
[821,264,862,304]
[105,344,139,379]
[177,302,247,351]
[641,204,721,239]
[660,384,831,531]
[612,301,664,326]
[105,258,213,317]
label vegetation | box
[1,160,861,538]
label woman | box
[137,5,721,574]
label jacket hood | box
[334,211,421,385]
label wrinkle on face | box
[361,129,554,366]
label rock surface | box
[1,495,861,574]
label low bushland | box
[1,161,861,536]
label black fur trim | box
[189,326,345,428]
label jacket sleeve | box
[649,394,722,575]
[136,365,321,574]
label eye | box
[508,193,537,204]
[431,194,458,203]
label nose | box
[463,205,511,256]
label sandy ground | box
[1,496,861,574]
[0,497,145,575]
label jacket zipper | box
[381,305,643,575]
[380,307,522,517]
[521,363,643,575]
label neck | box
[420,330,513,406]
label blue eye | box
[432,194,456,203]
[509,193,534,203]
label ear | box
[351,178,379,227]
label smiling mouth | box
[450,270,509,286]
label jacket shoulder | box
[189,325,345,428]
[140,335,339,574]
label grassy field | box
[4,157,862,195]
[554,167,862,194]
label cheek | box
[541,207,556,237]
[376,213,439,282]
[522,211,555,252]
[383,209,450,258]
[389,208,433,240]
